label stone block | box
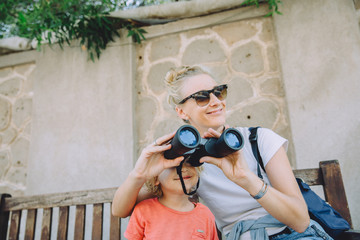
[5,166,27,186]
[184,28,209,39]
[182,39,226,65]
[198,63,229,83]
[0,150,10,177]
[162,93,176,113]
[231,41,264,75]
[12,97,32,128]
[260,77,285,96]
[259,18,275,43]
[0,125,17,145]
[266,46,279,72]
[0,97,11,131]
[227,76,253,108]
[136,43,145,66]
[150,35,181,61]
[148,62,177,94]
[14,63,35,77]
[212,21,258,46]
[0,77,22,97]
[227,100,279,128]
[11,137,30,166]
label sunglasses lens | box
[214,85,227,101]
[194,92,210,107]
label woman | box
[112,66,332,240]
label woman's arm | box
[111,171,153,218]
[112,131,184,218]
[201,129,310,233]
[251,147,309,232]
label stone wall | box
[135,17,295,164]
[0,63,35,196]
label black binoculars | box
[164,125,244,167]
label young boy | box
[124,161,219,240]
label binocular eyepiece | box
[164,125,244,166]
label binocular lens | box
[225,132,241,148]
[179,129,198,147]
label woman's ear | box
[175,106,189,122]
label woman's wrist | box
[234,172,265,196]
[250,179,269,199]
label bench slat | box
[9,210,21,240]
[92,203,103,240]
[3,188,117,211]
[41,208,52,240]
[292,168,323,185]
[57,206,69,240]
[0,194,11,240]
[74,205,86,240]
[320,160,352,228]
[25,209,37,240]
[110,203,121,240]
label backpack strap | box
[249,127,265,179]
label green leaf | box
[18,12,27,24]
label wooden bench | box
[290,160,359,240]
[0,188,120,239]
[0,160,359,240]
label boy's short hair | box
[145,166,202,197]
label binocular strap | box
[176,161,200,196]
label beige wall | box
[0,0,359,229]
[273,0,360,228]
[0,34,136,196]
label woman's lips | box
[207,108,222,115]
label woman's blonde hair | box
[164,65,213,108]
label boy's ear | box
[175,106,189,122]
[154,176,160,186]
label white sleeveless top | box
[197,127,288,238]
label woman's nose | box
[208,93,221,106]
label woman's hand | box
[112,131,183,218]
[131,131,184,182]
[200,127,252,186]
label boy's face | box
[156,162,199,195]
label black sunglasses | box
[178,84,228,107]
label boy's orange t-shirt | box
[125,198,219,240]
